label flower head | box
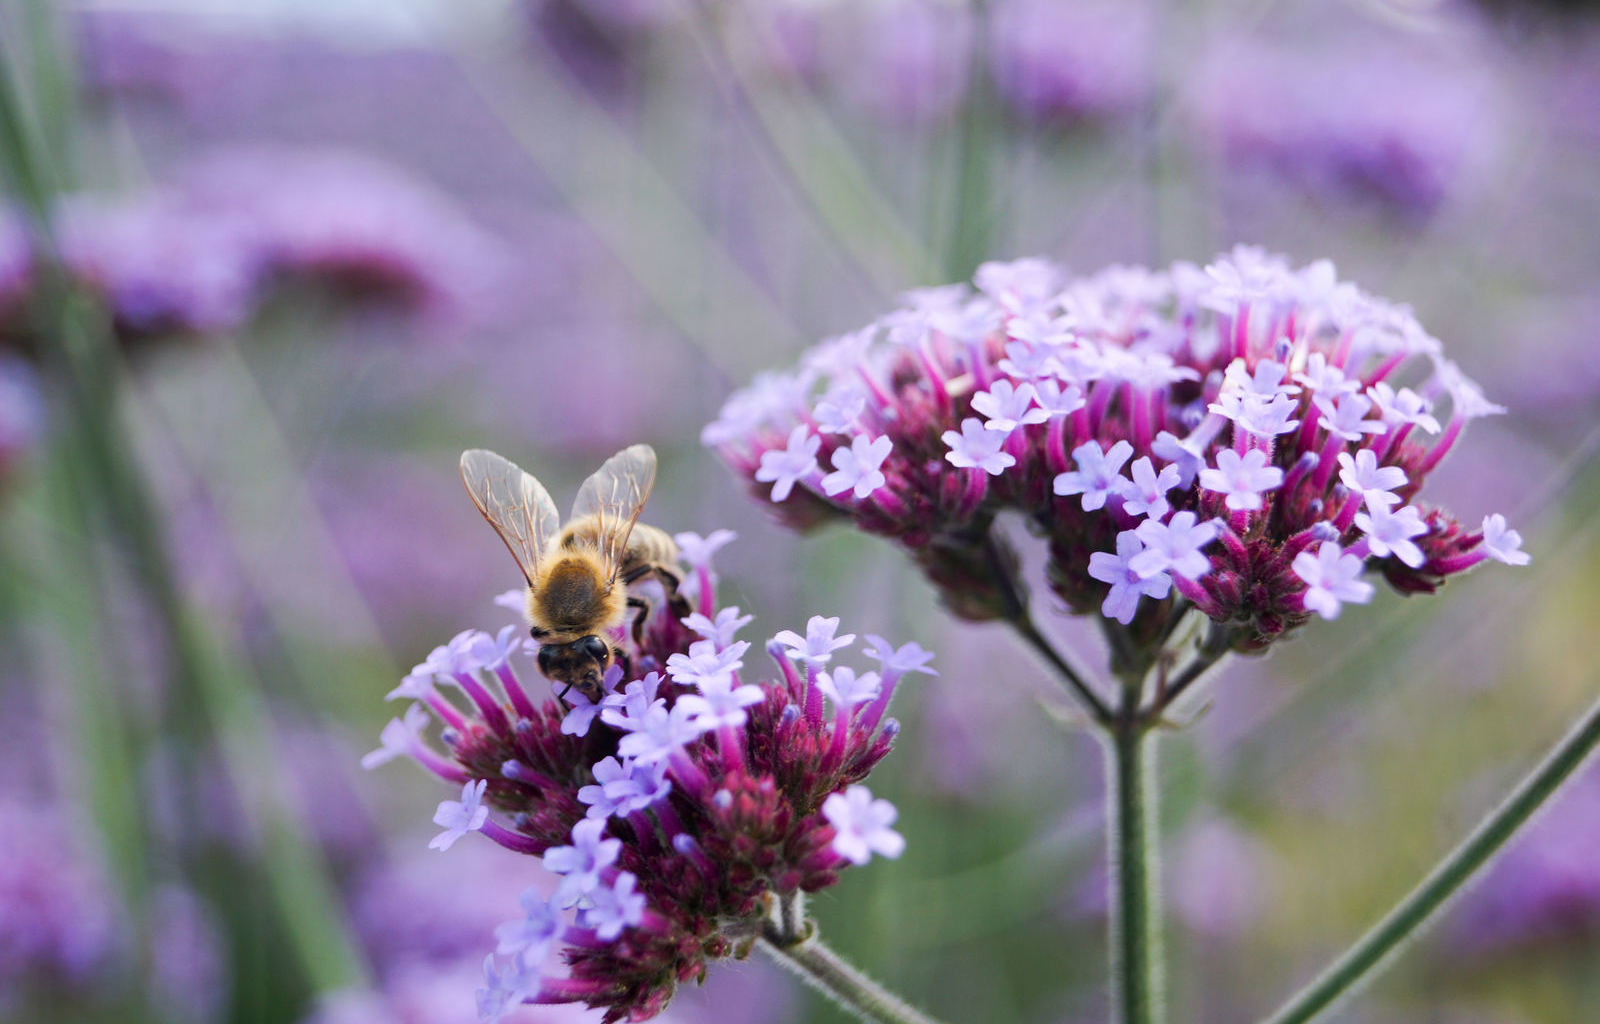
[368,534,920,1022]
[707,249,1517,652]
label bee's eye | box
[536,646,557,673]
[579,636,610,663]
[529,626,549,640]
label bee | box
[460,444,685,703]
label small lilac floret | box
[773,615,856,665]
[616,702,711,765]
[469,624,526,670]
[1481,514,1530,566]
[1292,542,1375,619]
[683,606,754,648]
[1032,377,1086,417]
[1121,456,1181,520]
[599,672,665,732]
[665,639,749,691]
[1089,531,1174,624]
[823,785,906,865]
[1337,449,1407,510]
[578,872,648,942]
[816,667,883,708]
[580,756,671,819]
[1151,430,1206,488]
[494,888,562,963]
[362,704,429,770]
[1054,439,1134,511]
[1128,511,1220,580]
[863,635,938,677]
[820,433,893,500]
[971,379,1049,435]
[1315,392,1386,442]
[755,425,821,502]
[1368,382,1442,433]
[943,417,1017,475]
[673,529,736,570]
[814,388,866,434]
[677,676,765,730]
[1294,353,1358,396]
[545,819,622,908]
[1354,504,1429,568]
[476,953,541,1024]
[429,779,489,851]
[1199,448,1284,512]
[492,589,525,613]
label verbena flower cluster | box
[705,247,1527,658]
[365,533,931,1023]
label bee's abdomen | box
[623,524,679,573]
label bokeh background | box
[2,0,1599,1022]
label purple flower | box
[476,952,541,1024]
[361,705,431,770]
[578,757,671,820]
[1054,440,1134,511]
[1355,504,1429,569]
[817,667,883,708]
[1291,542,1375,619]
[863,636,938,678]
[616,702,711,765]
[755,425,821,502]
[1089,531,1174,624]
[676,676,766,731]
[493,889,562,964]
[971,379,1049,435]
[683,606,754,648]
[429,780,489,851]
[577,872,647,942]
[943,417,1017,475]
[673,529,737,570]
[1129,512,1220,581]
[1480,514,1529,566]
[988,0,1152,123]
[544,819,622,908]
[820,433,893,500]
[823,785,906,865]
[707,248,1512,651]
[1368,382,1442,434]
[1198,448,1284,512]
[1314,392,1386,442]
[1120,457,1180,520]
[1337,449,1408,510]
[773,615,856,665]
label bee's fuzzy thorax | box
[528,551,626,638]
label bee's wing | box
[570,443,657,586]
[459,449,561,585]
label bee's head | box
[536,635,615,701]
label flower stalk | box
[1262,689,1600,1024]
[761,923,950,1024]
[1108,685,1163,1024]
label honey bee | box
[460,444,685,703]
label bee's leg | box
[653,566,692,618]
[627,595,650,646]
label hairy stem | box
[1262,691,1600,1024]
[1108,702,1163,1024]
[1012,613,1113,725]
[761,926,950,1024]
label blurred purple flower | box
[0,355,45,484]
[1167,819,1274,938]
[1191,31,1502,216]
[0,797,121,995]
[988,0,1152,123]
[833,0,973,126]
[1451,762,1600,954]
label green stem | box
[760,926,950,1024]
[943,0,993,282]
[1011,613,1112,726]
[1261,690,1600,1024]
[1108,709,1163,1024]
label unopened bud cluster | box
[706,247,1527,658]
[365,533,931,1022]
